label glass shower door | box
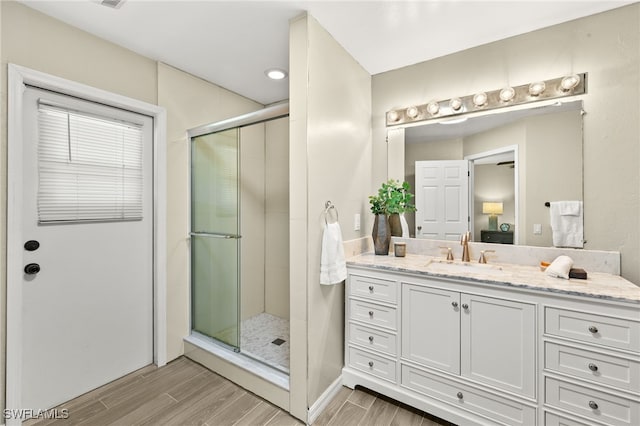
[191,129,240,349]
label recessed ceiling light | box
[265,69,288,80]
[99,0,126,9]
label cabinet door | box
[402,283,460,374]
[460,294,536,397]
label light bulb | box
[450,97,463,111]
[265,68,288,80]
[387,110,400,122]
[472,92,487,107]
[406,106,419,119]
[560,74,580,91]
[427,102,440,116]
[529,81,546,96]
[499,87,515,102]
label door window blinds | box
[37,101,144,223]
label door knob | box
[24,263,41,275]
[24,240,40,251]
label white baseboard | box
[307,375,343,425]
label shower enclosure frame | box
[186,101,289,374]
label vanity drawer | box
[401,364,536,426]
[349,322,397,356]
[348,347,397,383]
[545,377,640,426]
[350,274,397,304]
[545,342,640,393]
[349,299,397,331]
[545,308,640,352]
[545,411,592,426]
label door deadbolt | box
[24,240,40,251]
[24,263,41,275]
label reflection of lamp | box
[482,202,503,231]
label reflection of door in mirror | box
[415,160,469,241]
[392,100,583,247]
[466,146,517,244]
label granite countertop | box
[347,253,640,304]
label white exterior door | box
[19,86,154,410]
[415,160,469,241]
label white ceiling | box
[18,1,634,105]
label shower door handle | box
[190,232,242,239]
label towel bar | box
[324,201,339,224]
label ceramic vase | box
[389,213,402,237]
[373,214,391,255]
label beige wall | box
[265,117,290,319]
[290,13,372,414]
[374,4,640,284]
[524,111,583,247]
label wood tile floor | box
[27,357,452,426]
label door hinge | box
[468,171,470,177]
[468,216,471,222]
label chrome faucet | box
[460,231,471,262]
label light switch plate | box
[533,224,542,235]
[354,214,361,231]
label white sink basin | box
[425,259,509,277]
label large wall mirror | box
[387,100,584,248]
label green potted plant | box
[369,180,416,254]
[384,180,416,237]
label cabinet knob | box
[368,311,374,317]
[368,361,374,368]
[451,301,459,308]
[456,392,463,399]
[369,336,374,343]
[462,303,469,310]
[368,285,374,292]
[588,325,598,334]
[588,363,598,372]
[588,400,598,410]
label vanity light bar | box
[385,73,587,126]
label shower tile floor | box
[241,312,290,374]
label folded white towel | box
[556,200,581,216]
[320,222,347,285]
[546,255,574,279]
[550,201,584,248]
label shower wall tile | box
[241,123,266,320]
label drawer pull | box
[456,392,463,399]
[588,325,599,334]
[588,363,598,372]
[588,400,599,410]
[368,361,374,368]
[368,285,374,292]
[462,303,469,310]
[368,336,374,343]
[451,301,458,308]
[368,311,374,317]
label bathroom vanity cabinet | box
[343,263,640,426]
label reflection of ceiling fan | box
[497,161,515,168]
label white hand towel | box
[550,201,584,248]
[545,255,574,279]
[320,222,347,285]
